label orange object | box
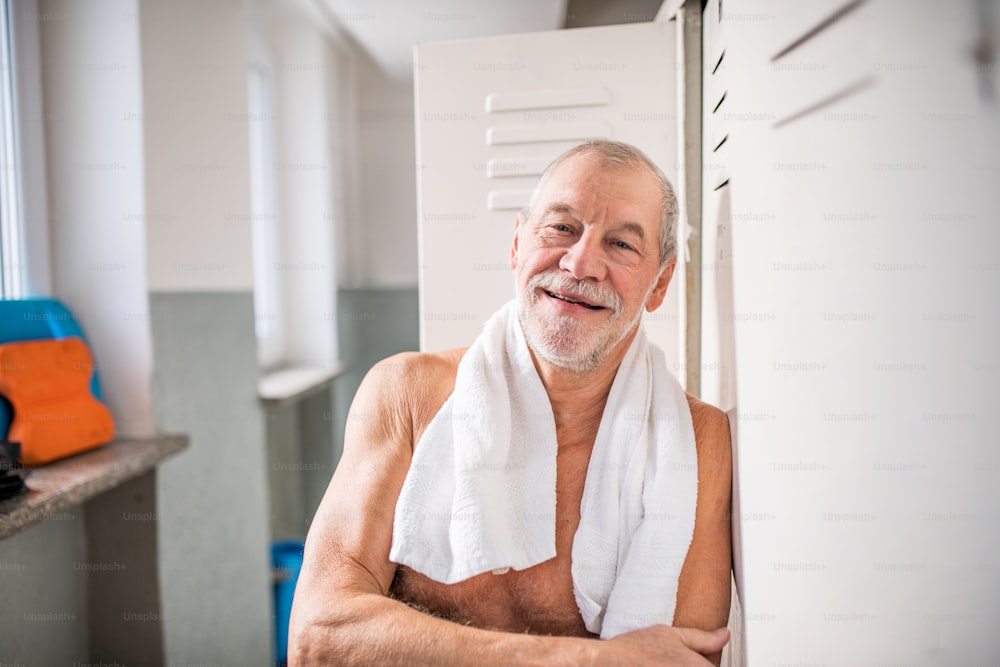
[0,337,114,465]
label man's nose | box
[558,232,607,282]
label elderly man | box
[289,140,733,666]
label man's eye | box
[553,224,572,232]
[612,240,634,251]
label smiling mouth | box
[543,290,605,310]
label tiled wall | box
[150,291,272,665]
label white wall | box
[140,1,255,293]
[352,52,419,288]
[332,42,364,288]
[39,0,153,437]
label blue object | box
[272,539,305,665]
[0,298,103,439]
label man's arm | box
[674,396,735,667]
[288,354,729,666]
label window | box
[246,2,344,377]
[247,63,285,368]
[0,0,23,298]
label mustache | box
[527,273,624,315]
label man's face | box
[510,153,675,373]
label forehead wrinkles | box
[536,162,656,230]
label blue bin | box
[272,539,305,665]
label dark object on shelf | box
[0,440,28,500]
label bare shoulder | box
[684,393,732,478]
[685,393,729,436]
[353,348,469,449]
[360,348,464,400]
[376,347,466,379]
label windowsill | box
[0,434,189,541]
[257,363,346,407]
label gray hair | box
[521,139,679,267]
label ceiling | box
[318,0,665,82]
[319,0,567,82]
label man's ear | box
[645,257,677,312]
[510,215,522,271]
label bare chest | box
[390,444,594,636]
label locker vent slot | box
[486,87,610,113]
[772,0,869,61]
[486,121,610,145]
[488,190,534,211]
[486,157,551,179]
[773,75,876,129]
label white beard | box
[516,273,649,374]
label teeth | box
[548,291,579,304]
[548,290,598,308]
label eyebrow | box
[538,202,577,221]
[619,222,646,243]
[539,201,647,244]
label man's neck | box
[531,329,638,444]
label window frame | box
[0,0,52,299]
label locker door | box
[721,1,1000,664]
[415,21,683,370]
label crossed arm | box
[287,353,733,666]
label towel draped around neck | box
[389,300,698,638]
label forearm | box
[289,592,596,667]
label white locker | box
[414,21,685,371]
[715,0,1000,663]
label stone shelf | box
[0,434,189,541]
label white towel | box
[389,300,698,638]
